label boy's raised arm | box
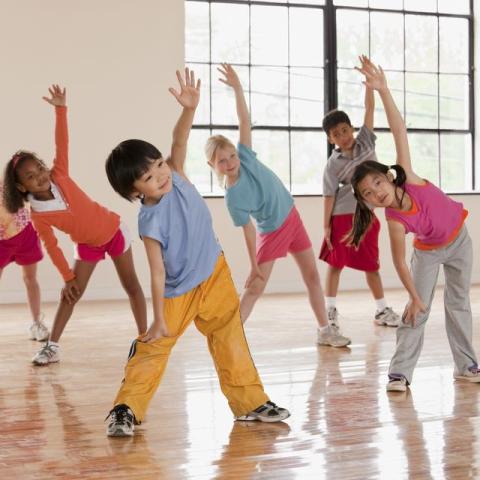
[218,63,251,149]
[168,68,201,175]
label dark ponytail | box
[346,160,407,247]
[3,151,42,213]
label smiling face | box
[132,157,172,203]
[15,158,52,200]
[327,122,355,152]
[209,145,240,181]
[356,172,397,208]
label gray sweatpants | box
[389,226,477,384]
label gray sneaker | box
[32,343,59,365]
[386,376,408,392]
[374,307,401,327]
[317,325,351,347]
[236,401,290,423]
[106,404,135,436]
[454,365,480,383]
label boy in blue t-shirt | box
[104,68,289,437]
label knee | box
[303,268,320,288]
[246,279,266,298]
[22,271,38,288]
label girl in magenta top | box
[349,58,479,392]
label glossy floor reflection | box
[2,286,480,479]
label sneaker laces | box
[39,343,57,358]
[105,405,131,423]
[468,366,480,375]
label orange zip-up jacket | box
[31,106,120,282]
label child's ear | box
[15,182,27,193]
[326,133,334,145]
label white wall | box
[1,1,479,304]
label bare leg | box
[112,247,147,335]
[239,260,275,323]
[365,270,384,300]
[22,263,41,322]
[292,248,328,328]
[49,260,97,342]
[325,265,342,298]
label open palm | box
[42,84,66,106]
[169,68,200,109]
[355,56,387,91]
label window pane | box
[439,74,469,130]
[375,71,404,128]
[185,2,209,63]
[369,0,402,9]
[251,130,290,188]
[409,133,439,185]
[404,0,436,12]
[211,65,250,126]
[292,0,325,4]
[251,6,288,66]
[375,132,397,166]
[337,9,369,69]
[211,4,249,64]
[405,15,438,72]
[187,129,213,194]
[251,67,289,126]
[290,8,323,67]
[438,0,470,15]
[405,73,438,129]
[371,12,404,70]
[290,132,324,195]
[334,0,367,6]
[439,18,469,74]
[440,134,472,192]
[337,68,364,127]
[290,68,323,127]
[188,63,211,125]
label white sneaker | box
[32,343,59,365]
[386,377,408,392]
[327,307,340,329]
[106,404,135,436]
[454,366,480,383]
[317,325,351,347]
[28,316,50,342]
[374,307,401,327]
[236,401,290,423]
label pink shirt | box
[0,183,31,240]
[385,181,467,250]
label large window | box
[185,0,474,195]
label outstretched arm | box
[356,57,422,184]
[168,68,201,176]
[43,85,68,176]
[218,63,251,148]
[362,57,375,131]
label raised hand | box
[169,67,201,110]
[42,84,66,107]
[218,63,242,90]
[355,55,387,92]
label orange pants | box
[114,254,269,421]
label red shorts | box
[319,213,380,272]
[256,206,312,265]
[74,223,131,263]
[0,222,43,269]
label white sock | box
[325,297,336,310]
[47,341,59,348]
[319,325,329,332]
[375,298,388,311]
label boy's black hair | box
[322,110,352,136]
[3,151,44,213]
[105,139,162,201]
[346,161,407,248]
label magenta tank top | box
[385,181,467,250]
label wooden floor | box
[2,287,480,479]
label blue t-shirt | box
[225,144,294,233]
[138,172,221,298]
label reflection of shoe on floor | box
[386,376,408,392]
[454,365,480,383]
[236,401,290,423]
[374,307,401,327]
[106,404,135,437]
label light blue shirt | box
[138,172,221,298]
[225,144,294,234]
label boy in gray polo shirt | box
[319,56,400,330]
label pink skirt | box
[0,222,43,268]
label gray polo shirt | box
[323,125,377,216]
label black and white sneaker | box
[106,404,135,437]
[236,401,290,423]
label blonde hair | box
[205,134,236,187]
